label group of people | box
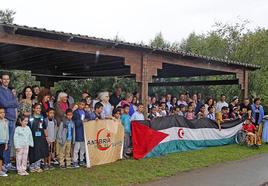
[0,72,266,177]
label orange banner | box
[84,119,124,167]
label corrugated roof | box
[0,22,260,70]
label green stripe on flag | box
[145,137,236,158]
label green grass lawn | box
[1,144,268,186]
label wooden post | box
[243,70,249,99]
[141,54,149,117]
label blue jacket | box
[0,86,18,121]
[251,104,265,124]
[73,109,90,142]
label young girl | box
[185,105,195,120]
[14,116,33,176]
[28,103,49,173]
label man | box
[195,93,204,114]
[166,94,172,111]
[109,85,122,107]
[0,72,18,171]
[216,94,229,113]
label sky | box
[1,0,268,44]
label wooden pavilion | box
[0,23,260,109]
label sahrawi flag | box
[132,115,244,159]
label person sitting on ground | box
[243,118,259,147]
[185,105,195,120]
[197,104,206,119]
[131,103,145,121]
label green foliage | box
[0,9,16,23]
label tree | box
[0,9,16,23]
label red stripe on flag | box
[132,121,169,159]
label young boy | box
[57,109,75,169]
[197,104,206,119]
[131,103,145,121]
[0,108,8,177]
[113,108,121,120]
[120,104,131,158]
[73,99,90,168]
[89,102,103,120]
[159,102,167,117]
[243,118,259,147]
[177,104,186,116]
[44,108,57,170]
[221,106,230,122]
[148,106,158,120]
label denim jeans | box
[3,120,15,165]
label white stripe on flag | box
[159,122,243,143]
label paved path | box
[140,153,268,186]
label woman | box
[19,86,34,117]
[204,98,214,116]
[251,98,265,126]
[99,91,113,119]
[54,92,69,125]
[38,88,51,118]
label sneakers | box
[35,168,43,173]
[60,165,66,169]
[72,162,80,168]
[2,166,7,173]
[0,171,8,177]
[52,159,59,165]
[5,163,17,171]
[18,171,28,176]
[79,161,86,167]
[66,165,74,169]
[43,165,49,171]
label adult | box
[38,88,51,118]
[229,96,239,118]
[54,92,69,125]
[240,98,251,112]
[216,94,228,113]
[0,72,18,170]
[170,97,177,111]
[195,93,204,114]
[32,85,40,104]
[19,86,34,117]
[251,98,265,126]
[166,94,172,111]
[99,91,113,119]
[177,94,187,106]
[204,98,214,116]
[119,93,135,116]
[109,85,122,108]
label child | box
[73,99,90,168]
[57,109,75,169]
[28,103,49,173]
[120,104,131,158]
[221,106,230,122]
[89,102,104,120]
[207,106,216,121]
[197,105,206,119]
[113,108,121,120]
[44,108,57,170]
[14,116,33,176]
[159,102,167,117]
[231,107,242,120]
[0,108,8,177]
[185,105,195,120]
[148,106,158,120]
[131,103,145,121]
[177,104,186,116]
[243,119,259,147]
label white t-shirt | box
[216,101,228,112]
[131,111,145,121]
